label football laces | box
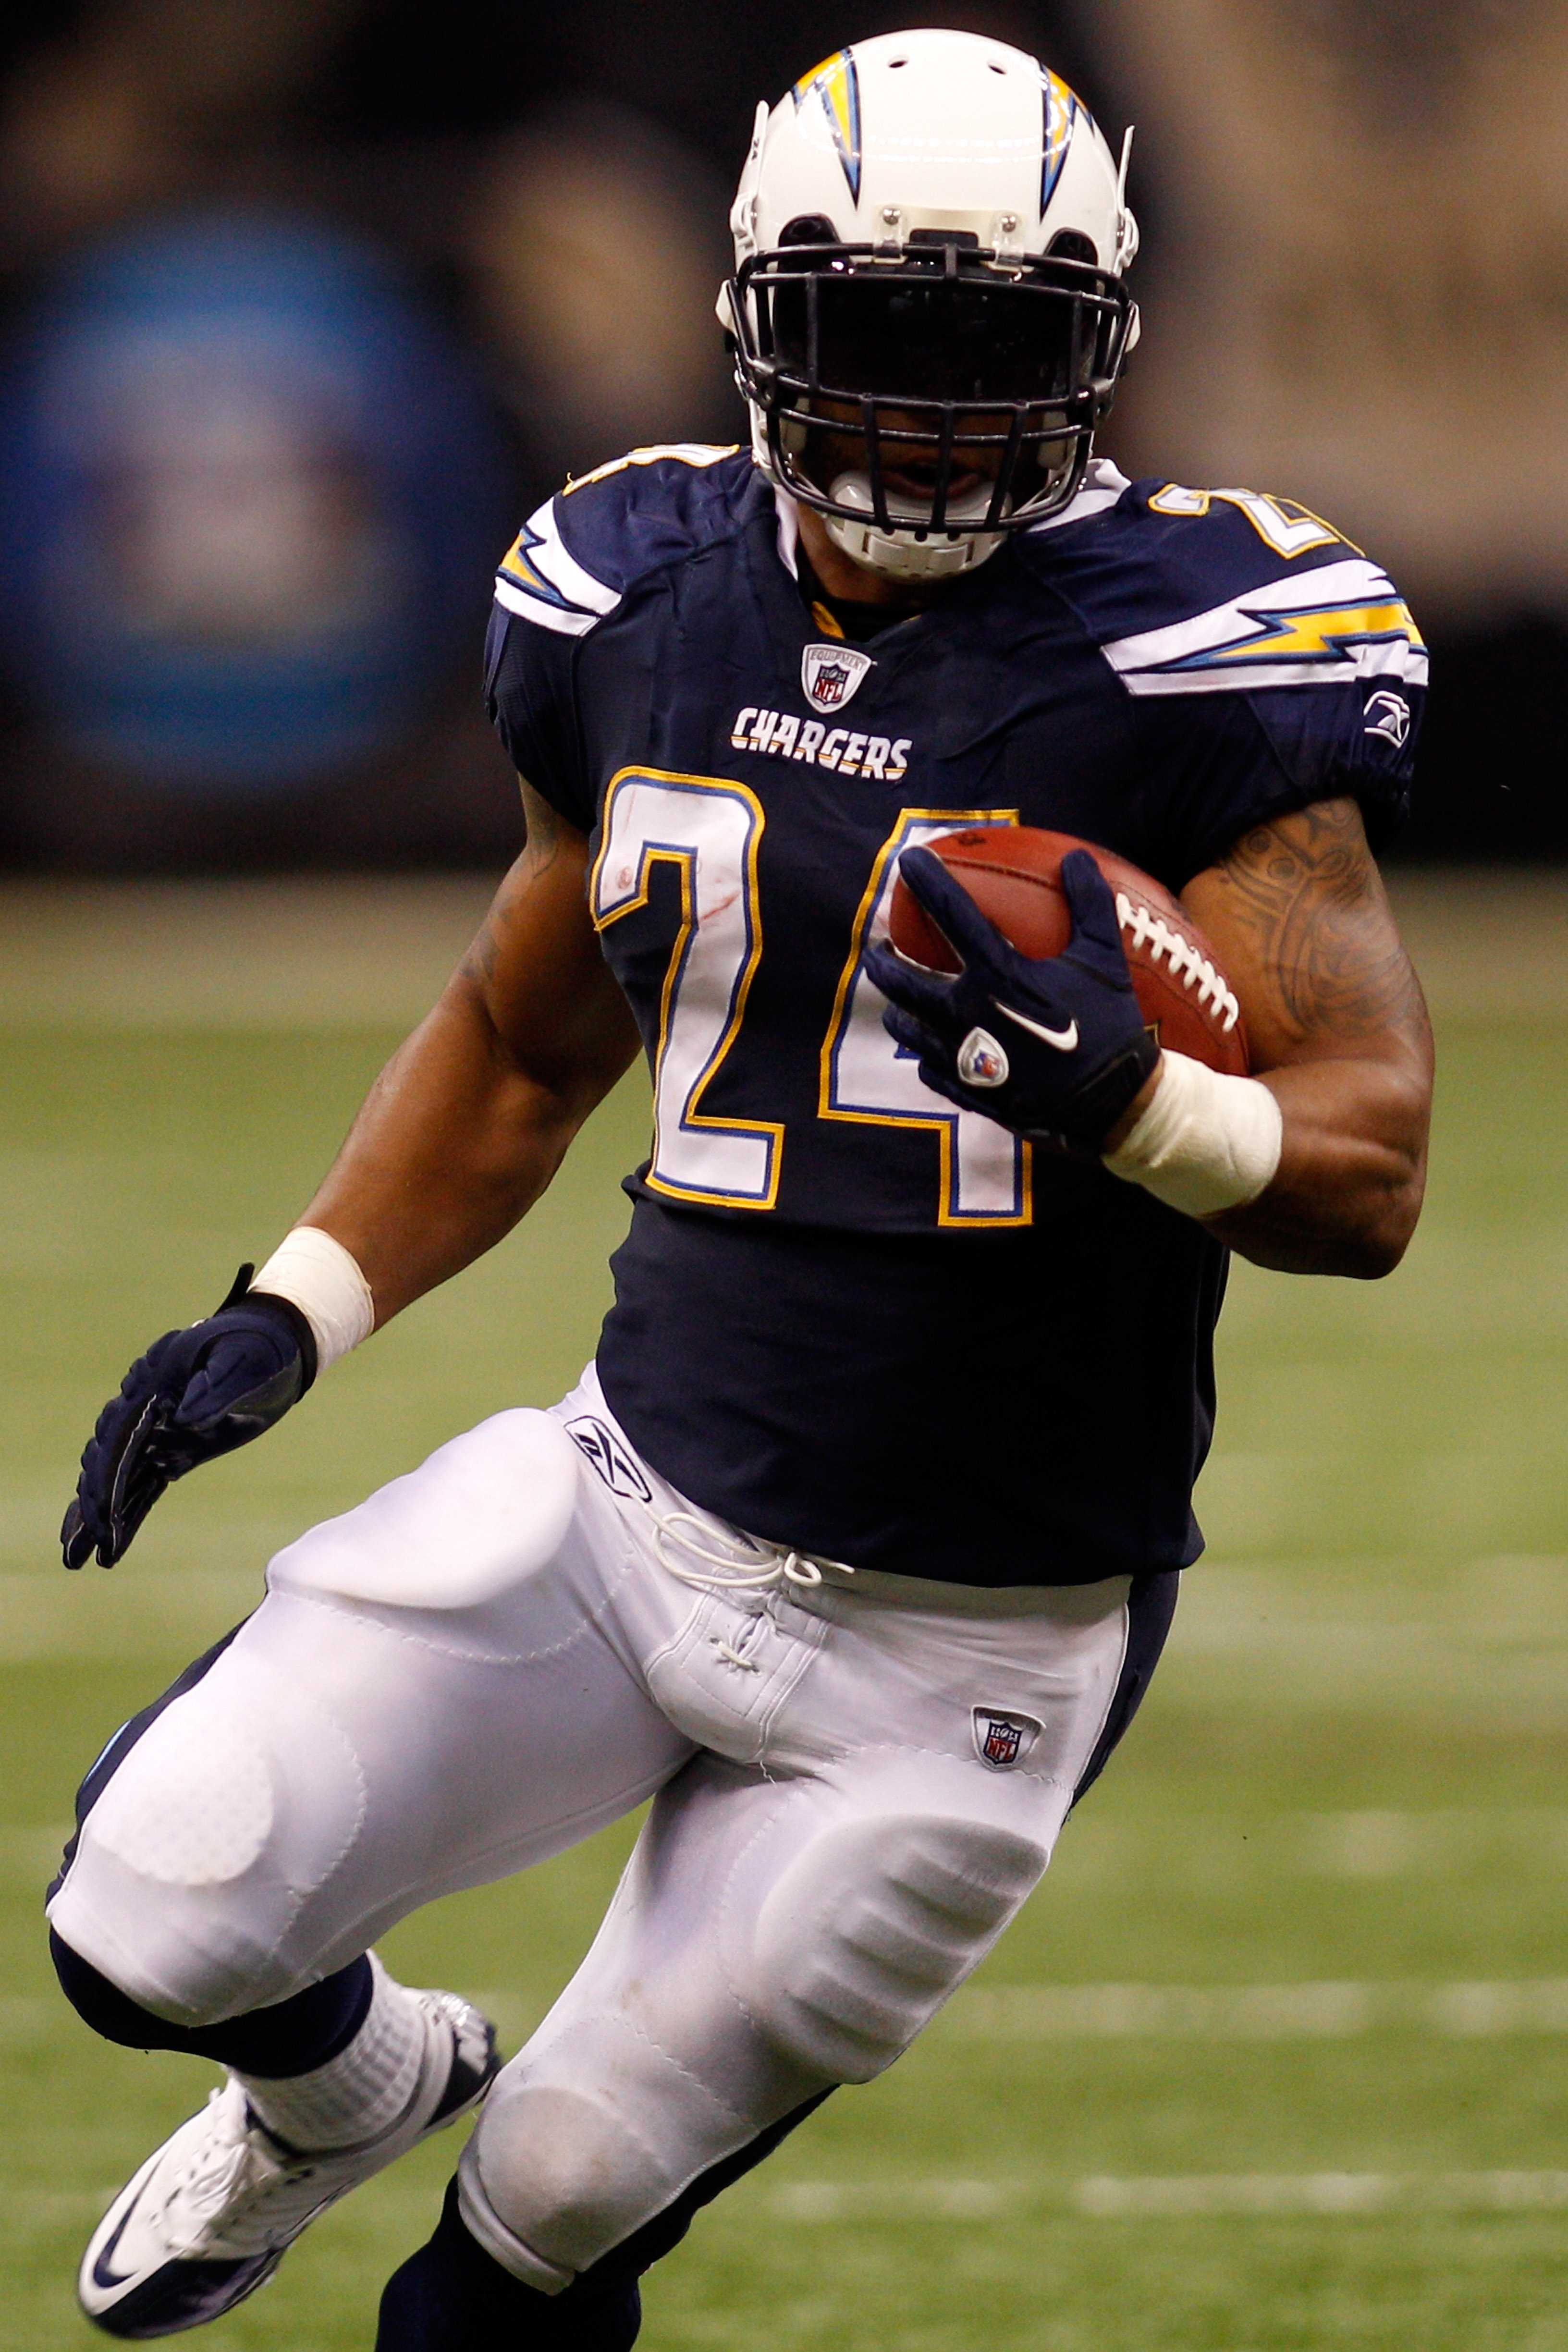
[1115,894,1241,1033]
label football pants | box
[49,1368,1173,2292]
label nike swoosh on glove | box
[862,845,1161,1156]
[61,1269,317,1570]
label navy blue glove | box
[61,1268,317,1570]
[863,845,1160,1154]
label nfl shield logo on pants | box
[973,1709,1040,1770]
[802,641,873,711]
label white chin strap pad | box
[823,508,1004,581]
[823,469,1006,582]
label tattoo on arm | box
[1210,798,1425,1048]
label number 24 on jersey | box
[591,769,1031,1229]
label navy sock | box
[376,2180,640,2352]
[376,2092,832,2350]
[50,1930,374,2076]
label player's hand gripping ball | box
[61,1269,317,1570]
[865,827,1249,1154]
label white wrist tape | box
[250,1228,375,1372]
[1102,1050,1284,1219]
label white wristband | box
[250,1228,375,1373]
[1102,1050,1284,1219]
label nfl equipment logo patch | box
[802,641,872,712]
[973,1709,1040,1770]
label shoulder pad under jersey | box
[493,444,751,638]
[1024,474,1427,703]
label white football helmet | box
[722,29,1139,582]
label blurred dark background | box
[0,0,1560,872]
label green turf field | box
[3,881,1567,2349]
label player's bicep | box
[1179,797,1433,1077]
[458,779,640,1108]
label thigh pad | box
[747,1806,1047,2082]
[268,1409,581,1620]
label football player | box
[49,30,1433,2351]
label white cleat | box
[79,1988,497,2339]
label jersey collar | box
[1024,457,1132,536]
[772,480,802,580]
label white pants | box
[50,1370,1159,2290]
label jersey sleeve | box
[483,445,744,833]
[1103,548,1426,886]
[482,491,624,832]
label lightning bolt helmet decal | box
[792,49,863,204]
[1041,67,1081,212]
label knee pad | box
[459,2021,744,2289]
[47,1641,366,2026]
[459,2088,646,2292]
[746,1811,1047,2082]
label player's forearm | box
[1201,1055,1429,1277]
[294,973,617,1323]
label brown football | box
[887,826,1250,1077]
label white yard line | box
[12,2168,1567,2231]
[943,1979,1568,2037]
[764,2170,1568,2221]
[1071,2170,1568,2217]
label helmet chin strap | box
[823,471,1008,584]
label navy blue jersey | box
[485,445,1423,1584]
